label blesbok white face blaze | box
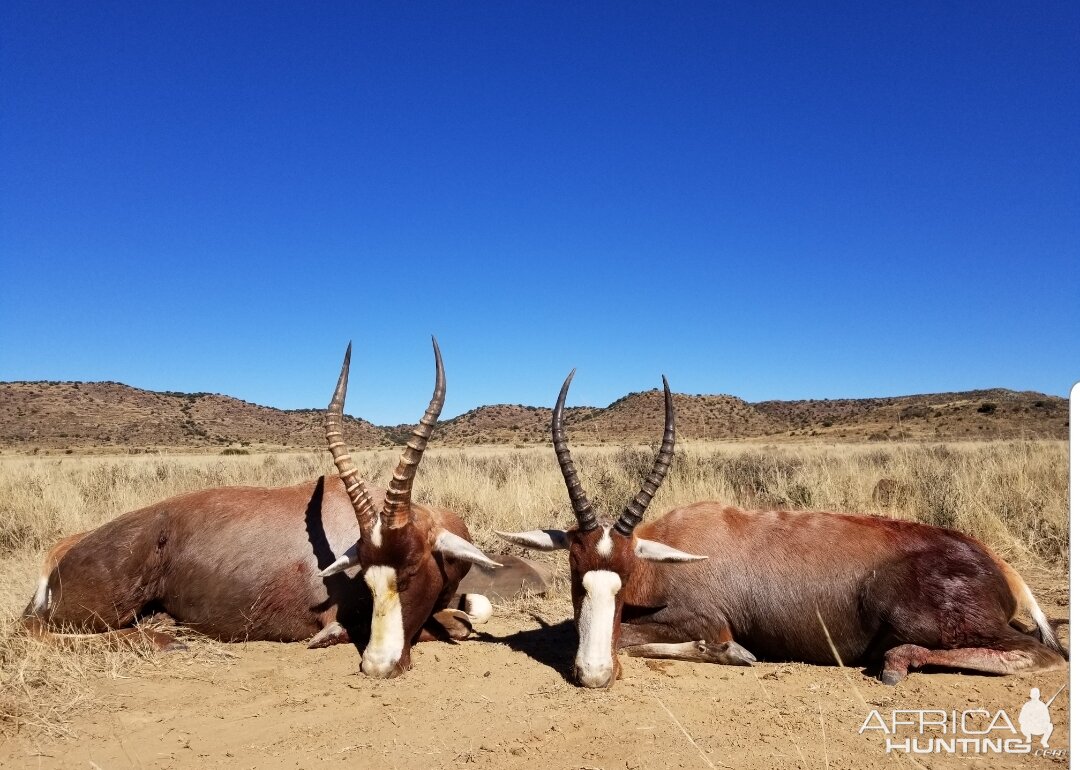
[576,570,623,688]
[361,565,405,677]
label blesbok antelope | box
[23,340,502,678]
[498,372,1068,688]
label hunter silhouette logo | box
[1018,685,1065,748]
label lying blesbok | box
[498,372,1068,688]
[24,340,503,678]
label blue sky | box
[2,2,1077,424]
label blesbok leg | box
[23,614,185,651]
[618,621,756,666]
[417,610,473,642]
[414,592,493,642]
[308,621,353,649]
[623,639,757,665]
[881,631,1067,685]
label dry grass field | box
[0,441,1069,767]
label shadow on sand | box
[479,614,577,684]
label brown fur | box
[563,503,1067,684]
[24,475,475,659]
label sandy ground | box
[2,576,1069,770]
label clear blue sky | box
[2,2,1077,424]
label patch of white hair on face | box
[576,570,622,688]
[596,525,613,559]
[361,566,404,677]
[369,517,383,549]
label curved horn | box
[382,337,446,529]
[614,376,675,537]
[553,370,598,532]
[325,343,379,533]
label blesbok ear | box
[317,542,360,577]
[494,529,570,551]
[433,530,503,569]
[634,538,708,563]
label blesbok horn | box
[382,336,446,529]
[325,343,380,533]
[613,376,674,537]
[553,370,598,532]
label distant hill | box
[0,380,1067,452]
[0,381,382,451]
[409,404,600,446]
[580,391,789,442]
[753,388,1067,442]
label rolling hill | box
[0,380,1067,452]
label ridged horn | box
[553,370,597,532]
[614,376,675,537]
[382,337,445,529]
[325,343,379,533]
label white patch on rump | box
[576,570,622,688]
[1022,582,1055,645]
[361,566,405,677]
[32,575,51,613]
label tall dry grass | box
[0,440,1068,738]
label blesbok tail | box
[22,530,184,652]
[22,530,87,621]
[996,558,1068,659]
[1019,581,1067,659]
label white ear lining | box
[433,530,503,569]
[494,529,570,551]
[634,537,708,563]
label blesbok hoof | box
[308,621,351,649]
[432,609,474,640]
[146,629,187,652]
[880,669,905,686]
[702,640,756,666]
